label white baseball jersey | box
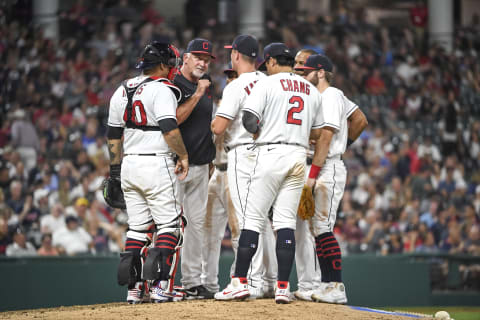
[215,71,266,149]
[243,72,323,147]
[318,86,356,158]
[108,75,178,154]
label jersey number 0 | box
[123,100,147,126]
[287,96,304,125]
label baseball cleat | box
[275,283,293,304]
[311,282,347,304]
[294,289,314,301]
[127,282,146,304]
[246,285,264,300]
[214,278,250,301]
[150,282,184,303]
[182,285,215,300]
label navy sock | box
[316,232,342,282]
[276,228,295,282]
[234,229,259,278]
[315,236,329,282]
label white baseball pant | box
[295,163,322,291]
[312,157,347,236]
[227,145,277,291]
[201,167,231,292]
[242,145,306,233]
[177,164,209,289]
[121,155,182,241]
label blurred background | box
[0,0,479,309]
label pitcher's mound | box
[2,300,433,320]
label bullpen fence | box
[0,253,479,311]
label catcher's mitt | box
[297,185,314,220]
[102,177,126,209]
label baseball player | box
[295,54,368,304]
[201,64,237,294]
[211,35,277,299]
[173,38,216,299]
[106,41,188,303]
[215,43,324,304]
[291,48,323,301]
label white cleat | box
[150,282,184,303]
[311,282,348,304]
[275,283,293,304]
[214,278,250,301]
[246,285,264,300]
[294,289,314,301]
[127,282,146,304]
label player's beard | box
[192,68,206,78]
[307,72,319,86]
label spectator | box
[0,216,12,255]
[37,233,59,256]
[5,228,37,257]
[40,203,66,234]
[52,215,93,255]
[10,109,40,171]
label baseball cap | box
[75,197,89,207]
[224,34,259,58]
[257,43,294,71]
[186,38,216,59]
[294,54,333,72]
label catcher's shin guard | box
[118,238,148,286]
[143,233,180,287]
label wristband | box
[308,164,321,179]
[110,164,121,179]
[347,138,354,147]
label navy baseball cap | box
[186,38,216,59]
[258,43,294,71]
[224,35,259,58]
[294,54,333,72]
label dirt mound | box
[2,300,434,320]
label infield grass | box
[384,307,480,320]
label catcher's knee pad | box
[126,222,156,242]
[117,251,142,286]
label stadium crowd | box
[0,0,479,274]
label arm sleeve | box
[107,86,127,127]
[153,84,178,122]
[242,110,260,134]
[158,118,178,133]
[318,90,341,131]
[106,126,124,139]
[215,81,239,120]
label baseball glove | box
[297,185,314,220]
[102,177,126,209]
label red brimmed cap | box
[294,54,333,72]
[186,38,216,59]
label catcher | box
[104,41,188,304]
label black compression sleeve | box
[107,126,124,139]
[242,111,259,134]
[158,118,178,133]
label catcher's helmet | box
[135,41,181,70]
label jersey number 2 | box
[123,100,147,126]
[287,96,304,125]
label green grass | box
[384,307,480,320]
